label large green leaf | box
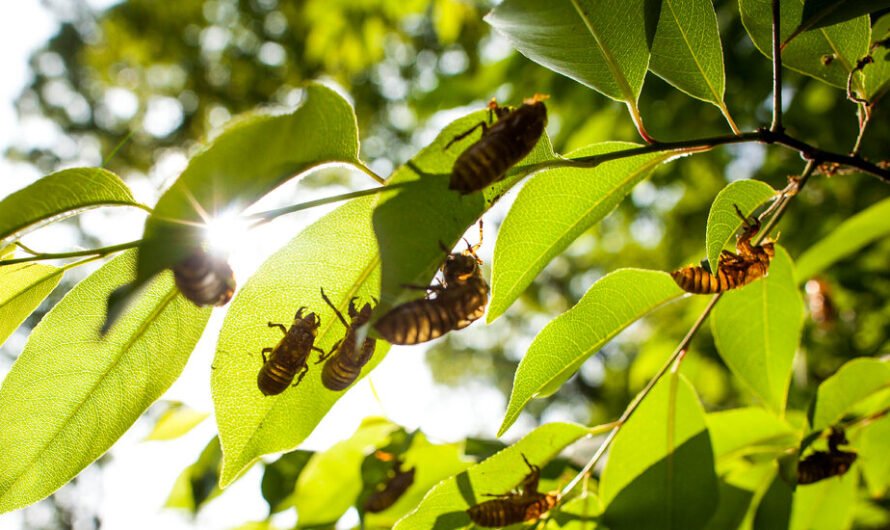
[372,106,554,316]
[740,0,870,90]
[705,180,777,270]
[810,357,890,432]
[213,197,389,487]
[364,433,473,528]
[0,251,210,513]
[135,83,360,286]
[600,374,717,530]
[489,142,673,322]
[856,414,890,497]
[789,467,857,530]
[0,167,143,244]
[393,422,590,530]
[786,0,890,44]
[650,0,733,122]
[707,408,797,462]
[796,197,890,281]
[499,269,684,435]
[485,0,654,104]
[864,14,890,100]
[293,418,397,527]
[0,263,63,347]
[711,246,804,413]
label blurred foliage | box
[6,0,890,526]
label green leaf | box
[485,0,653,104]
[864,14,890,100]
[753,473,793,530]
[711,246,804,414]
[707,408,797,462]
[372,106,554,316]
[0,263,63,348]
[165,437,223,513]
[213,197,389,487]
[704,462,776,530]
[650,0,733,120]
[547,493,602,529]
[787,0,890,44]
[489,142,673,322]
[0,245,14,259]
[0,167,143,245]
[393,422,590,530]
[740,0,870,90]
[856,414,890,497]
[135,83,360,286]
[796,197,890,280]
[144,402,209,442]
[261,450,314,514]
[293,418,397,527]
[810,357,890,432]
[500,269,684,435]
[600,374,717,530]
[705,180,777,270]
[789,466,857,530]
[0,251,210,513]
[364,433,473,528]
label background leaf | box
[650,0,733,122]
[136,83,360,285]
[600,374,718,530]
[0,263,63,347]
[711,246,804,413]
[165,437,223,513]
[213,197,388,487]
[864,14,890,100]
[144,402,209,442]
[739,0,870,90]
[704,462,776,530]
[705,180,777,270]
[372,106,554,316]
[810,357,890,432]
[0,251,210,513]
[855,414,890,497]
[500,269,684,435]
[393,422,589,530]
[707,408,797,462]
[261,450,315,515]
[789,467,857,530]
[293,418,396,527]
[787,0,890,44]
[0,167,142,244]
[485,0,654,104]
[795,196,890,281]
[489,142,673,322]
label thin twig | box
[0,240,140,266]
[770,0,783,133]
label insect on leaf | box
[705,180,777,270]
[711,246,804,414]
[499,269,685,436]
[0,263,63,348]
[0,251,210,514]
[0,167,144,245]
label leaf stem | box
[0,240,140,266]
[560,294,723,498]
[770,0,783,133]
[352,160,387,185]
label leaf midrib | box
[569,0,637,102]
[664,0,722,103]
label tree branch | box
[770,0,783,133]
[0,241,140,266]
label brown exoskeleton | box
[256,307,323,396]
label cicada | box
[172,248,236,306]
[467,454,558,527]
[316,288,376,391]
[257,307,323,396]
[364,458,416,513]
[797,427,857,485]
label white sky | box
[0,4,534,529]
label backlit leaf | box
[489,142,674,322]
[786,0,890,45]
[145,402,209,442]
[705,180,777,270]
[213,197,389,487]
[789,467,857,530]
[0,263,63,348]
[864,14,890,100]
[707,408,797,462]
[810,357,890,432]
[856,414,890,497]
[165,437,223,513]
[600,374,717,530]
[499,269,684,435]
[740,0,870,91]
[0,251,210,513]
[0,167,143,245]
[394,422,590,530]
[711,246,804,413]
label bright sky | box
[0,4,532,529]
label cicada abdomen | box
[317,288,377,391]
[449,95,548,194]
[257,307,323,396]
[364,460,416,513]
[172,249,236,306]
[797,427,857,485]
[466,454,558,527]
